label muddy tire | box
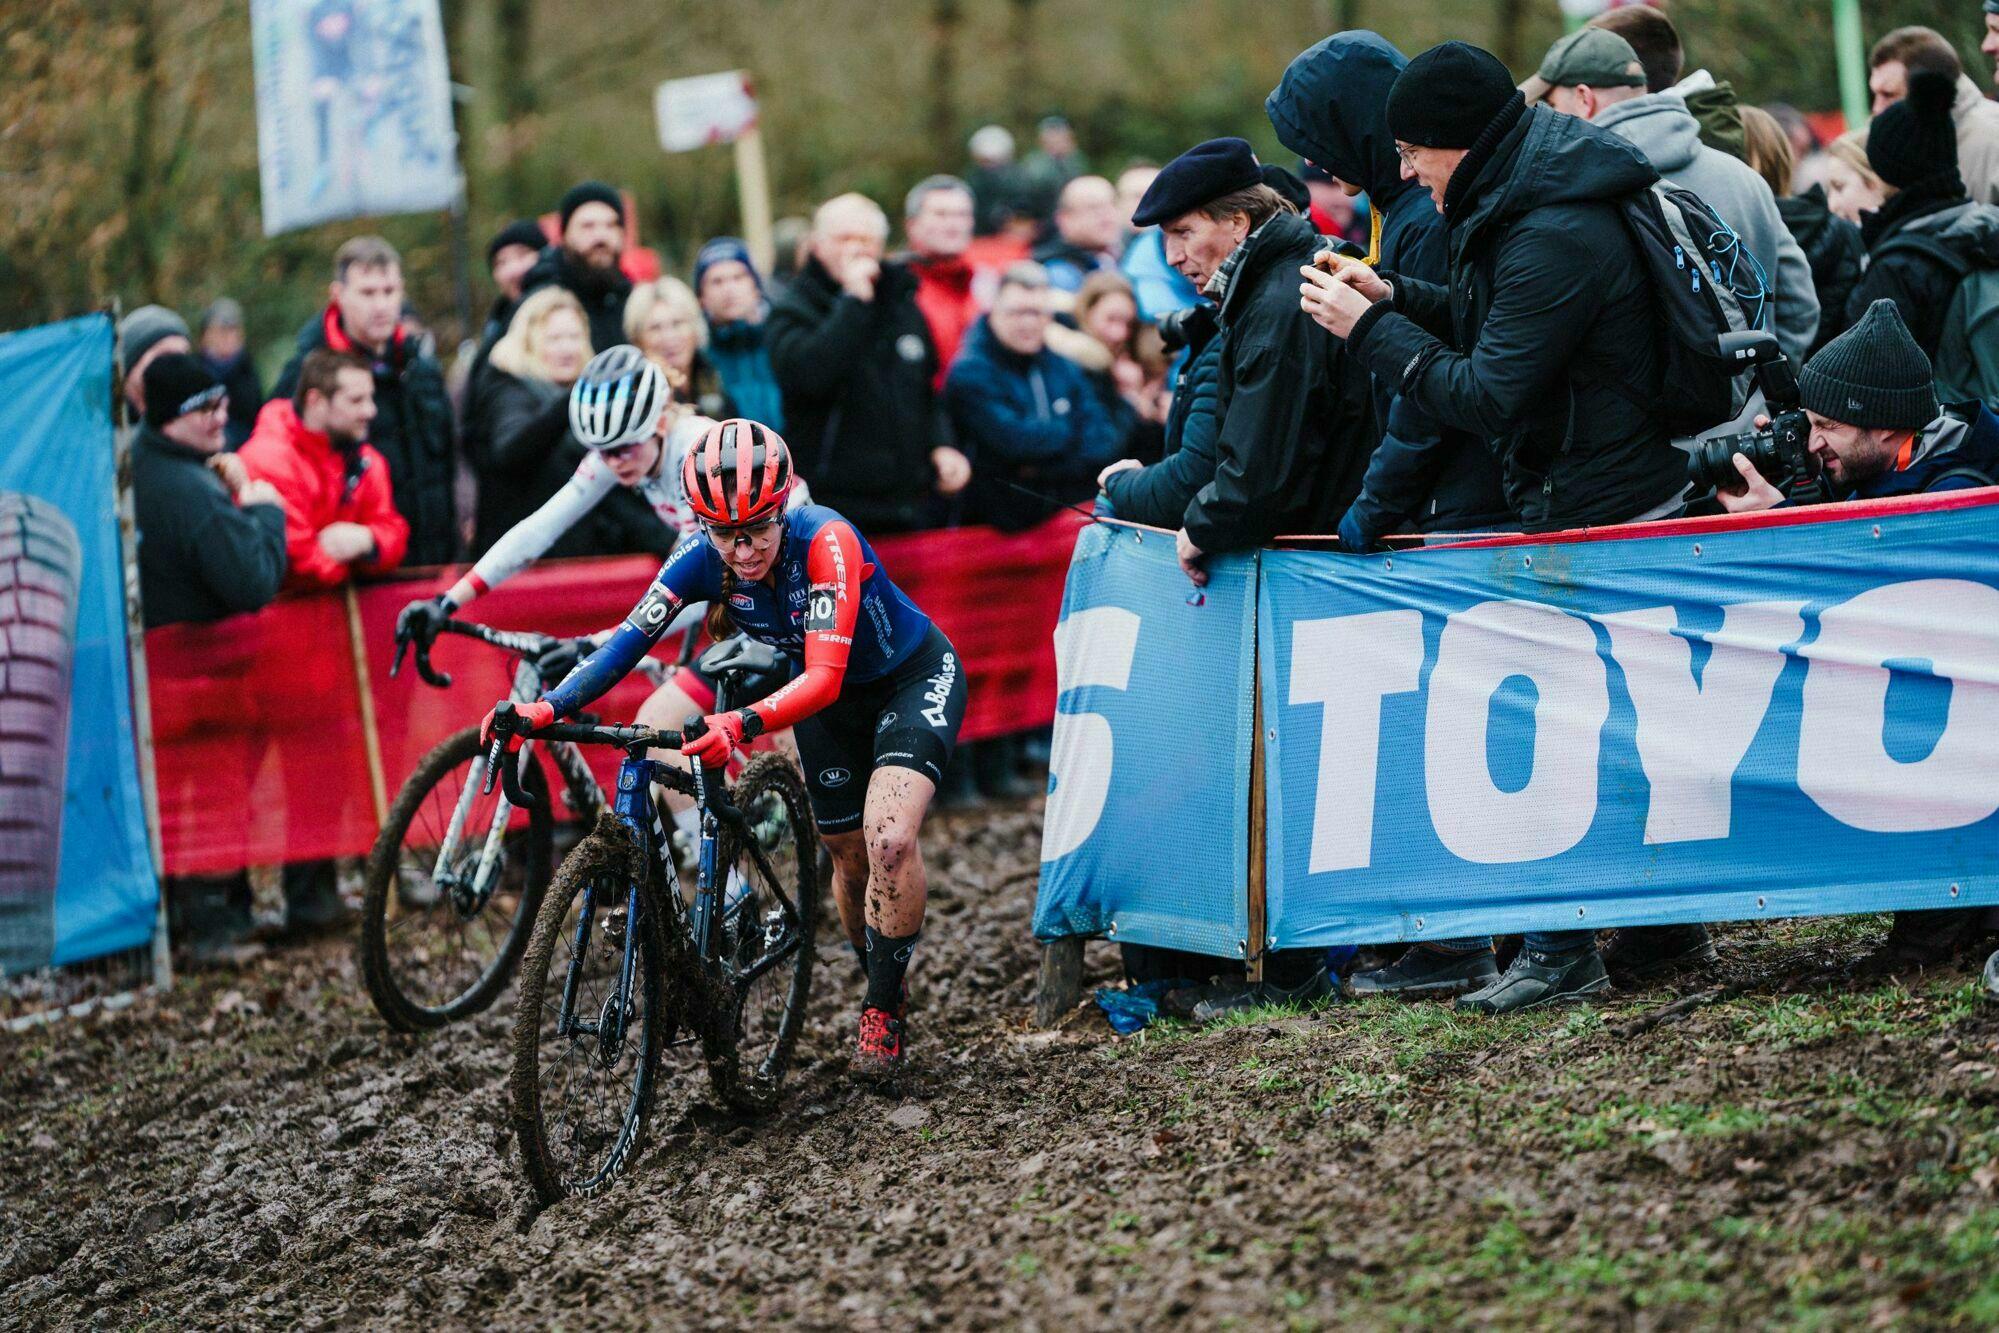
[0,494,80,976]
[510,819,676,1204]
[358,727,553,1031]
[704,752,819,1114]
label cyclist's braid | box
[704,564,738,642]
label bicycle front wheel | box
[358,727,552,1031]
[509,823,674,1204]
[706,752,820,1113]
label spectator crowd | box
[121,6,1999,985]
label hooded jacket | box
[766,255,949,533]
[1186,208,1376,551]
[239,398,409,590]
[132,424,287,627]
[1851,198,1999,362]
[944,317,1123,531]
[1950,74,1999,208]
[1266,29,1510,544]
[1349,99,1685,531]
[272,305,456,565]
[519,244,634,355]
[1593,91,1820,360]
[1776,185,1866,355]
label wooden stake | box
[344,584,391,832]
[1035,937,1085,1029]
[734,124,776,277]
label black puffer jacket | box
[1350,98,1683,532]
[1185,208,1376,551]
[1101,323,1221,529]
[465,367,673,561]
[273,305,459,564]
[1777,185,1865,355]
[519,245,633,355]
[132,426,287,628]
[1851,192,1999,362]
[1267,29,1509,544]
[766,256,948,533]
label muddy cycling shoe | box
[1600,924,1718,983]
[1348,945,1498,998]
[853,1004,906,1080]
[1457,948,1609,1015]
[1190,968,1336,1023]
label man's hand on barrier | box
[481,699,553,752]
[1176,528,1208,587]
[1715,452,1785,514]
[1098,458,1141,489]
[318,521,376,565]
[1299,261,1383,340]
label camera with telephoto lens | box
[1686,331,1816,493]
[1157,302,1217,353]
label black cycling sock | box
[851,937,869,982]
[863,926,918,1012]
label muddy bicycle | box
[356,620,678,1032]
[487,671,819,1203]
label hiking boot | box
[1601,924,1718,982]
[853,1004,906,1080]
[1349,945,1499,998]
[1861,909,1982,973]
[168,875,263,969]
[1160,981,1237,1020]
[1190,967,1337,1023]
[1457,948,1609,1015]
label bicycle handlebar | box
[480,700,691,807]
[392,618,567,690]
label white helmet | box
[569,345,670,450]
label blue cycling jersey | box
[543,505,932,719]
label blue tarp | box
[1037,502,1999,952]
[0,315,157,969]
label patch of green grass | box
[1553,1097,1777,1152]
[1006,1251,1041,1280]
[1734,978,1982,1049]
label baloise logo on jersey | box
[922,652,958,727]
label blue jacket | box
[1119,229,1201,321]
[1101,328,1221,529]
[706,319,785,433]
[1267,30,1511,545]
[945,318,1124,531]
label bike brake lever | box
[413,637,453,689]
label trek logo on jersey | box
[821,528,847,584]
[922,651,958,727]
[626,582,683,634]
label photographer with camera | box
[1707,298,1999,968]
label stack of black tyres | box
[0,493,80,976]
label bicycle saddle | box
[698,634,783,682]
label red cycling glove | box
[680,711,746,768]
[480,699,554,752]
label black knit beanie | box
[487,218,547,265]
[1387,42,1520,149]
[142,353,225,429]
[558,181,625,234]
[1798,299,1938,431]
[1867,71,1961,194]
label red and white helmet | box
[682,419,794,525]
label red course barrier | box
[148,513,1084,875]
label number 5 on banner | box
[1041,608,1142,862]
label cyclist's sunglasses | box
[602,437,653,461]
[701,515,782,549]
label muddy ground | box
[5,798,1999,1330]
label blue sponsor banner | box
[1260,502,1999,949]
[251,0,460,236]
[0,316,157,972]
[1033,524,1255,958]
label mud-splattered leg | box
[821,828,871,954]
[859,766,937,937]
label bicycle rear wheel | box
[705,752,820,1113]
[359,727,551,1031]
[510,821,675,1204]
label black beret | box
[1131,138,1263,227]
